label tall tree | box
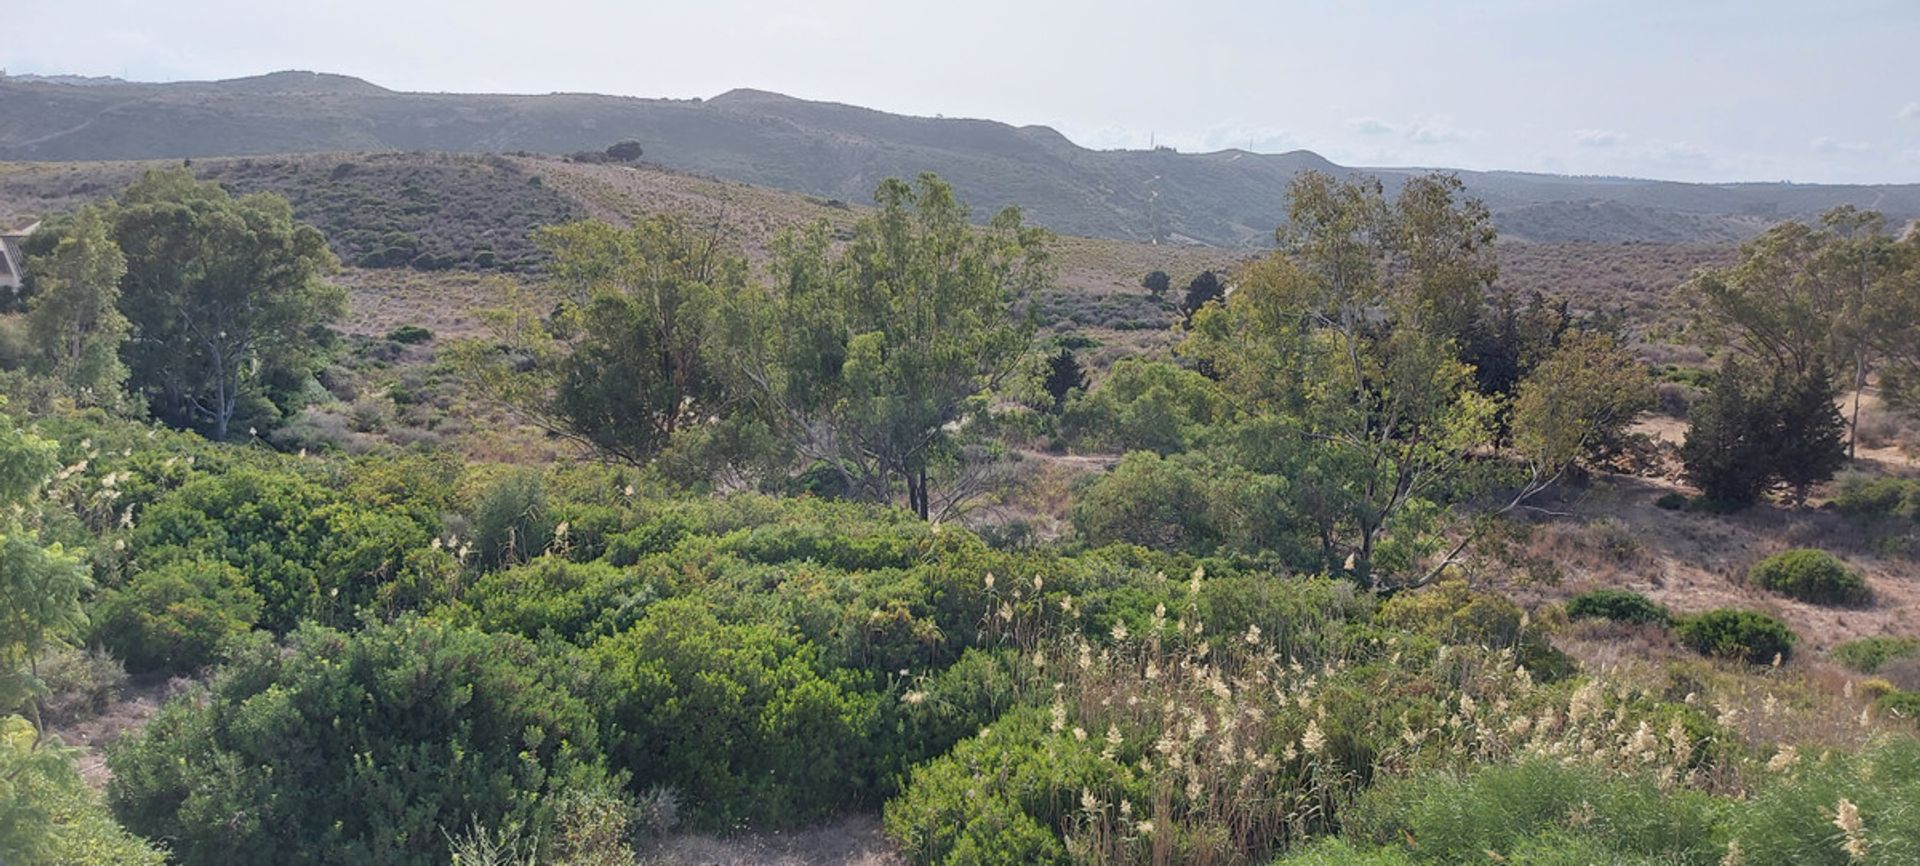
[111,168,344,440]
[1180,270,1225,325]
[1881,226,1920,414]
[1690,207,1903,457]
[1679,359,1775,508]
[1182,170,1633,589]
[1184,171,1502,587]
[454,216,743,465]
[1768,357,1848,506]
[710,174,1051,519]
[1042,349,1088,411]
[0,407,88,728]
[23,206,130,404]
[1677,357,1842,509]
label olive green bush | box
[1674,609,1797,664]
[587,598,884,828]
[90,558,263,674]
[1749,549,1870,606]
[1331,759,1724,864]
[107,619,613,866]
[1834,636,1920,674]
[1566,588,1670,625]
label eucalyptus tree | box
[709,174,1051,519]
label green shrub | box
[107,619,612,866]
[91,559,263,674]
[1,718,166,866]
[457,556,657,643]
[1832,472,1919,520]
[1879,690,1920,718]
[385,324,434,344]
[889,649,1021,772]
[1566,588,1669,625]
[1376,580,1574,680]
[1071,451,1222,553]
[586,598,883,829]
[883,707,1127,866]
[1833,636,1920,674]
[1058,358,1228,454]
[1275,838,1415,865]
[1654,491,1690,511]
[1749,549,1870,606]
[1674,609,1796,664]
[1727,737,1920,864]
[469,469,555,569]
[1334,759,1723,864]
[129,466,445,629]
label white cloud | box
[1653,140,1711,166]
[1347,117,1395,136]
[1574,128,1628,148]
[1345,117,1468,145]
[1810,136,1872,155]
[1405,121,1467,145]
[1901,102,1920,120]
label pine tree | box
[1680,359,1773,508]
[1043,349,1087,411]
[1768,357,1847,506]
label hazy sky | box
[6,0,1918,183]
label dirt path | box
[44,673,182,789]
[643,814,902,866]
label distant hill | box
[4,71,1918,246]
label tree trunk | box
[1848,351,1866,460]
[906,464,931,520]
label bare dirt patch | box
[644,814,901,866]
[43,674,189,789]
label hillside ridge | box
[3,71,1918,245]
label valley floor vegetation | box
[1,161,1919,865]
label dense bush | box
[108,619,612,866]
[883,707,1120,866]
[1059,359,1229,455]
[1675,609,1797,664]
[1,718,166,866]
[1326,759,1724,864]
[587,598,884,829]
[1725,738,1920,864]
[1566,588,1670,625]
[90,558,263,674]
[456,555,658,643]
[1748,548,1870,606]
[1071,451,1222,552]
[1832,472,1919,521]
[1834,636,1920,674]
[128,467,448,629]
[1376,580,1574,680]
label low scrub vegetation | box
[1835,636,1920,674]
[1749,549,1871,606]
[3,162,1919,866]
[1675,609,1798,665]
[1567,588,1670,624]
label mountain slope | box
[4,71,1918,246]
